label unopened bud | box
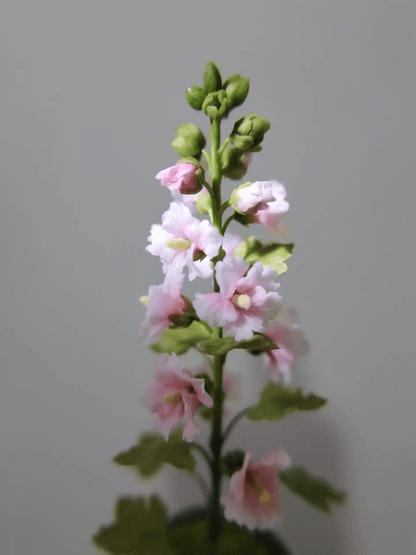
[172,123,206,158]
[229,114,270,151]
[186,86,206,110]
[203,61,222,93]
[223,73,250,110]
[221,147,250,180]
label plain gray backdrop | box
[1,1,415,554]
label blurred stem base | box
[167,506,293,555]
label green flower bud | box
[186,86,206,110]
[196,189,213,215]
[172,123,206,158]
[203,61,222,93]
[221,147,250,180]
[202,91,229,119]
[229,114,270,151]
[223,73,250,110]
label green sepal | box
[221,147,250,180]
[186,86,206,110]
[247,382,327,422]
[203,61,222,93]
[151,320,212,355]
[279,466,347,513]
[196,189,213,217]
[229,181,252,213]
[199,335,235,356]
[223,73,250,111]
[172,123,206,159]
[210,246,226,265]
[234,236,294,274]
[233,211,255,226]
[221,449,246,477]
[234,333,279,352]
[114,429,196,478]
[92,495,173,555]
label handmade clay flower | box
[140,269,188,344]
[194,256,281,341]
[155,162,201,194]
[222,449,291,530]
[263,306,310,383]
[231,180,289,229]
[146,202,222,280]
[142,355,213,441]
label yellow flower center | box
[257,486,271,504]
[139,296,149,305]
[166,238,192,251]
[235,293,251,310]
[163,392,182,404]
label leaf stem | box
[189,442,213,468]
[222,214,235,234]
[221,407,252,446]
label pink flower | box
[234,180,289,230]
[140,269,187,344]
[263,307,310,383]
[142,355,213,441]
[146,202,222,281]
[194,257,281,341]
[222,449,291,530]
[155,162,201,194]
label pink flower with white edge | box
[263,306,310,383]
[222,449,291,530]
[194,257,281,342]
[233,180,289,230]
[140,269,188,344]
[146,202,222,281]
[155,162,201,194]
[142,355,213,441]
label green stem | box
[221,407,251,446]
[208,115,226,552]
[222,214,235,234]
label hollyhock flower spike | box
[140,268,188,344]
[263,306,310,383]
[232,180,289,230]
[146,202,222,281]
[194,256,281,341]
[156,162,202,194]
[142,354,213,441]
[222,449,291,530]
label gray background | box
[1,1,415,554]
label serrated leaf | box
[234,333,279,352]
[280,466,347,513]
[200,336,235,355]
[234,236,294,274]
[247,382,327,422]
[114,429,196,479]
[92,495,173,555]
[151,321,211,355]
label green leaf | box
[234,333,279,352]
[151,321,211,355]
[280,466,347,513]
[200,336,235,356]
[92,495,173,555]
[247,382,327,422]
[234,236,294,275]
[114,429,196,478]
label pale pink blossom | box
[235,180,289,230]
[142,355,213,441]
[263,307,310,383]
[155,162,201,194]
[140,269,187,344]
[222,449,291,530]
[146,202,222,281]
[194,257,281,342]
[195,365,243,416]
